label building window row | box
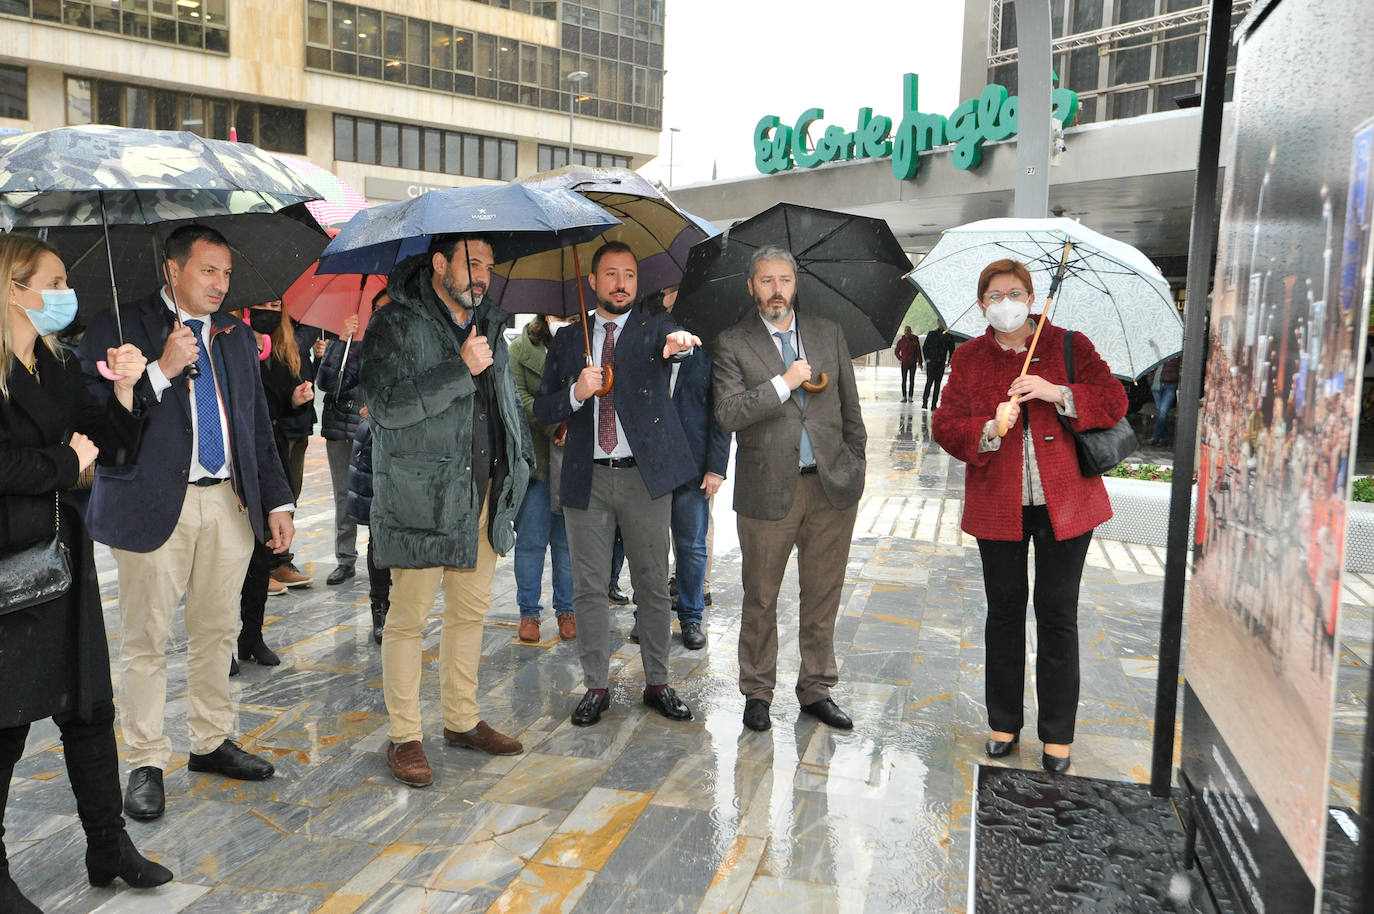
[0,64,26,119]
[334,114,518,181]
[0,0,229,54]
[305,1,662,130]
[536,144,631,173]
[560,0,664,129]
[468,0,557,18]
[65,76,305,154]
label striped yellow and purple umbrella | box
[270,153,369,228]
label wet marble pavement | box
[5,366,1371,913]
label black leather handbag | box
[0,493,73,616]
[1057,331,1138,476]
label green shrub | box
[1106,463,1174,482]
[1354,477,1374,503]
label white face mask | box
[985,298,1029,333]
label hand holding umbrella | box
[994,242,1074,436]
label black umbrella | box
[674,203,916,362]
[47,203,330,326]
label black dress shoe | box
[123,766,164,821]
[799,697,853,730]
[326,563,356,585]
[703,592,712,607]
[187,740,275,780]
[229,655,240,677]
[680,621,707,650]
[607,584,630,605]
[1042,752,1072,773]
[627,619,640,644]
[87,831,174,889]
[571,690,610,727]
[237,637,281,666]
[743,698,771,732]
[642,685,693,721]
[985,735,1019,758]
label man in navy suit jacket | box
[80,225,295,823]
[534,241,701,727]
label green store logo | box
[753,73,1079,179]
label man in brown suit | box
[712,245,867,732]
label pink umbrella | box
[268,153,369,228]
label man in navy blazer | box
[534,241,701,727]
[656,285,728,650]
[80,225,295,823]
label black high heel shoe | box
[1042,751,1072,773]
[984,734,1019,758]
[86,832,173,889]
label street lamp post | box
[668,127,680,186]
[567,70,589,162]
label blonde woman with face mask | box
[0,233,172,910]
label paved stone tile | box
[2,369,1364,910]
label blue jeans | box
[1151,384,1177,441]
[513,478,573,620]
[669,486,710,623]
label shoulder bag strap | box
[1062,329,1076,383]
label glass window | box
[204,26,227,53]
[379,121,399,166]
[66,77,92,125]
[126,86,150,128]
[1068,46,1099,91]
[477,33,496,78]
[357,8,381,57]
[209,99,230,138]
[333,2,356,52]
[150,14,174,43]
[158,91,181,131]
[32,0,61,21]
[1154,79,1197,111]
[1072,0,1103,32]
[1111,37,1151,85]
[407,19,428,65]
[500,140,516,179]
[1117,0,1155,24]
[497,41,518,82]
[121,11,150,38]
[177,19,202,47]
[306,0,329,45]
[384,13,404,61]
[481,137,500,179]
[335,114,355,161]
[0,65,26,120]
[1076,95,1098,124]
[93,80,120,124]
[538,145,553,172]
[540,46,559,89]
[92,0,120,33]
[178,95,205,134]
[1161,28,1201,77]
[63,1,92,29]
[333,51,356,76]
[423,128,442,172]
[430,24,453,70]
[999,0,1017,50]
[306,46,330,70]
[463,135,480,177]
[356,118,376,164]
[400,124,420,169]
[520,42,539,84]
[258,104,305,153]
[1111,87,1149,118]
[445,131,462,173]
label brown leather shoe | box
[556,612,576,641]
[267,578,287,596]
[386,740,432,787]
[270,564,312,587]
[443,721,523,755]
[518,617,540,643]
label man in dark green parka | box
[360,234,533,788]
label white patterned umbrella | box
[906,217,1181,380]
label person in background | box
[509,314,576,643]
[347,289,392,645]
[931,258,1127,773]
[230,299,315,675]
[893,325,923,403]
[315,314,363,586]
[653,283,727,651]
[1147,354,1181,445]
[922,325,952,410]
[0,234,171,910]
[79,224,292,823]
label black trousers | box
[922,362,946,408]
[976,505,1093,744]
[239,539,273,644]
[0,700,124,872]
[900,365,918,398]
[366,542,392,605]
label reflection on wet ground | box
[6,366,1369,913]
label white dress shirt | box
[569,311,633,460]
[762,311,806,403]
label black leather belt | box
[593,456,637,469]
[192,477,227,487]
[799,465,819,476]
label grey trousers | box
[325,437,358,566]
[563,464,672,689]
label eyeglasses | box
[983,289,1029,304]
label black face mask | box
[248,308,283,335]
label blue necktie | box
[185,319,225,474]
[776,330,815,467]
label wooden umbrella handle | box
[572,244,613,396]
[800,373,829,393]
[995,395,1020,437]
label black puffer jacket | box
[317,341,362,442]
[346,418,374,526]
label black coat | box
[273,323,318,440]
[0,345,144,726]
[317,341,362,441]
[346,418,374,526]
[669,347,730,489]
[534,305,697,510]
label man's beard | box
[756,292,793,323]
[442,270,484,309]
[597,289,634,315]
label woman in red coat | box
[932,258,1127,773]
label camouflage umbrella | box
[0,125,323,374]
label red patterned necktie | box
[597,322,617,452]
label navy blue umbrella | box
[315,184,619,276]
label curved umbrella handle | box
[800,373,828,393]
[593,366,614,397]
[94,360,122,381]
